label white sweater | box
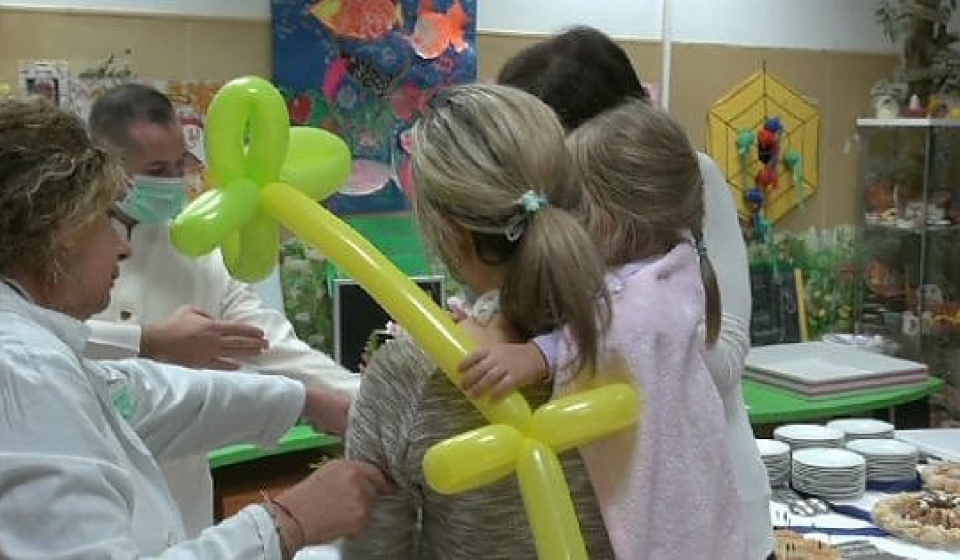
[698,152,773,560]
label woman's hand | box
[273,459,395,551]
[141,306,268,370]
[301,388,352,436]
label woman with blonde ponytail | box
[461,100,748,559]
[342,84,615,559]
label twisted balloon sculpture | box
[171,76,641,560]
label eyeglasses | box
[107,204,138,241]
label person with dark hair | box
[461,25,772,560]
[86,83,362,537]
[497,26,649,131]
[0,97,389,559]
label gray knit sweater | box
[341,337,614,559]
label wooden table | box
[210,426,342,520]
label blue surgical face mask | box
[121,175,188,224]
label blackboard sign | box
[749,265,801,346]
[331,276,445,372]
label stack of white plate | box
[773,424,845,450]
[792,448,866,500]
[845,438,919,482]
[756,439,791,487]
[826,418,895,440]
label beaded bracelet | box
[260,490,306,559]
[260,490,307,557]
[258,498,292,560]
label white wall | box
[479,0,900,53]
[4,0,958,53]
[0,0,269,19]
[477,0,663,40]
[672,0,895,52]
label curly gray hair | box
[0,98,125,281]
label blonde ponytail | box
[412,84,610,372]
[501,205,610,372]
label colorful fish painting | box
[310,0,401,41]
[273,0,477,214]
[324,53,406,102]
[347,56,403,96]
[343,159,393,196]
[390,83,436,121]
[288,92,315,124]
[411,0,469,59]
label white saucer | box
[793,448,866,469]
[826,418,895,438]
[775,424,845,443]
[845,438,918,457]
[757,438,791,456]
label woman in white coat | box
[0,98,389,559]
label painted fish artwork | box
[411,0,469,59]
[272,0,477,214]
[310,0,401,42]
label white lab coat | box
[0,281,304,559]
[698,153,774,560]
[86,222,361,536]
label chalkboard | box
[331,276,445,372]
[749,265,801,346]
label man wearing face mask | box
[86,83,362,537]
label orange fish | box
[310,0,401,41]
[411,0,469,59]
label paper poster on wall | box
[18,60,71,108]
[155,80,225,198]
[271,0,478,215]
[68,54,136,121]
[64,55,221,199]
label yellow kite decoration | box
[707,68,820,226]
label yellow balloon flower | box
[171,76,642,560]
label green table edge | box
[210,378,944,468]
[209,425,341,470]
[744,377,945,424]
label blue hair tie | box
[504,191,549,242]
[695,239,708,257]
[518,190,548,213]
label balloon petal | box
[516,440,588,560]
[206,76,289,186]
[225,209,280,283]
[170,178,260,257]
[221,230,241,273]
[423,424,524,494]
[244,80,290,185]
[282,126,352,201]
[529,383,641,454]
